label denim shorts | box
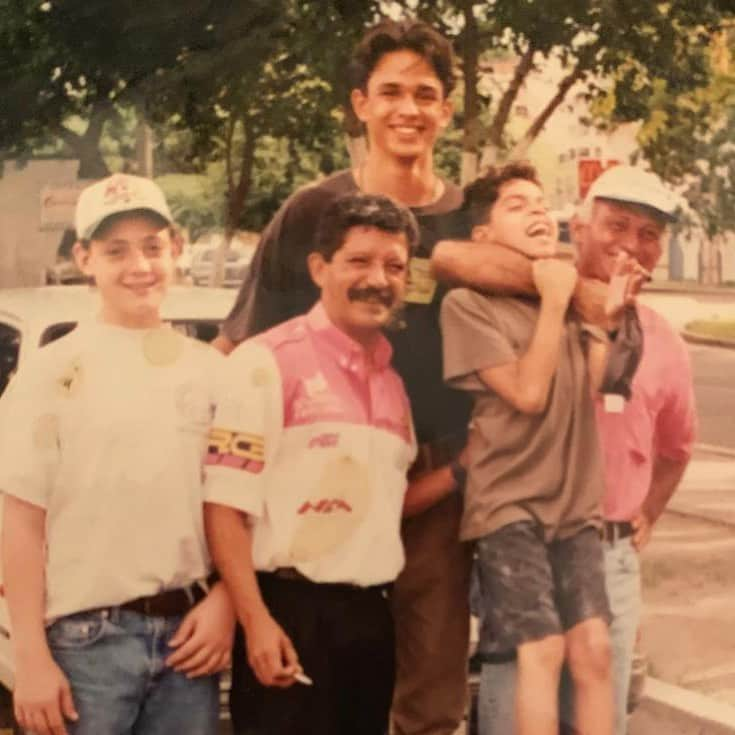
[474,521,611,653]
[47,607,219,735]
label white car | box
[0,285,235,730]
[190,245,253,288]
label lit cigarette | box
[293,671,313,686]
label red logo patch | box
[297,498,352,515]
[307,433,339,449]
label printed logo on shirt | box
[289,455,371,563]
[304,372,329,397]
[404,257,437,305]
[307,433,339,449]
[297,498,352,514]
[292,373,344,423]
[205,427,265,473]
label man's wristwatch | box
[450,458,467,492]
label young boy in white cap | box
[0,173,234,735]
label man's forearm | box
[431,240,610,328]
[203,503,268,628]
[478,299,568,414]
[642,455,690,523]
[403,466,458,518]
[514,300,568,409]
[2,497,49,660]
[430,240,536,294]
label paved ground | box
[639,451,735,704]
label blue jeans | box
[47,608,220,735]
[604,537,641,735]
[477,538,640,735]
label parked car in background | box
[190,230,257,288]
[190,245,253,288]
[0,285,235,730]
[43,258,86,285]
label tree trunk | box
[459,0,480,184]
[480,45,536,168]
[509,63,585,160]
[212,117,256,287]
[61,103,112,179]
[225,122,256,238]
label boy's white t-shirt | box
[0,319,222,622]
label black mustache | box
[347,287,394,307]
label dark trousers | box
[230,572,395,735]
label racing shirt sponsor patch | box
[205,427,265,474]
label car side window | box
[0,323,21,397]
[40,322,78,346]
[171,320,220,343]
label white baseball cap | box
[75,173,173,240]
[584,165,678,221]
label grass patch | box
[685,320,735,340]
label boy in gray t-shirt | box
[439,163,614,735]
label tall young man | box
[214,20,474,735]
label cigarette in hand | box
[293,671,313,686]
[637,265,653,282]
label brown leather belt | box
[601,520,634,543]
[120,572,218,618]
[411,433,465,477]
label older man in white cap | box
[430,164,697,735]
[570,165,697,734]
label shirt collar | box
[305,302,393,372]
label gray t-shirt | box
[441,289,604,542]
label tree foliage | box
[1,0,733,233]
[593,20,735,236]
[394,0,731,182]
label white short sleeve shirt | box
[0,320,222,622]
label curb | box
[666,504,735,530]
[681,330,735,350]
[694,442,735,459]
[635,677,735,734]
[645,282,735,297]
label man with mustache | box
[204,194,464,735]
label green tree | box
[391,0,730,182]
[0,0,285,177]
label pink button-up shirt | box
[596,304,697,521]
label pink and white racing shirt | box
[204,303,416,586]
